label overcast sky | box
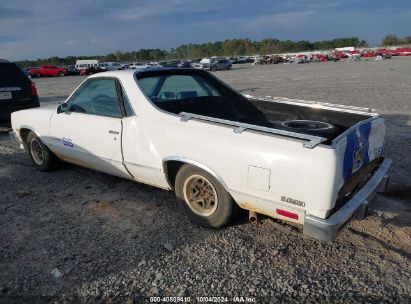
[1,0,410,60]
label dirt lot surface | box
[1,58,410,303]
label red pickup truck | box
[29,65,68,77]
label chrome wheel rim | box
[30,138,44,165]
[183,174,218,216]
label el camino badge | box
[62,137,74,148]
[281,196,306,207]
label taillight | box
[276,209,299,220]
[30,81,37,96]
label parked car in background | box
[193,58,212,69]
[100,62,122,71]
[362,51,376,58]
[0,61,39,125]
[75,60,99,69]
[193,58,232,71]
[178,61,191,68]
[375,49,392,59]
[158,60,180,68]
[386,49,400,56]
[79,66,103,76]
[129,62,151,69]
[29,65,68,77]
[346,50,361,57]
[396,47,411,56]
[65,65,80,76]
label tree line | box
[382,34,411,46]
[15,35,406,68]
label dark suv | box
[0,61,40,125]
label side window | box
[138,75,221,103]
[139,77,159,97]
[66,78,122,118]
[157,75,220,101]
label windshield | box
[136,69,268,124]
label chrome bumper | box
[303,158,392,241]
[9,130,24,149]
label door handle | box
[108,130,119,135]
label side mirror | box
[57,103,68,114]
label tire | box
[211,66,217,71]
[175,164,238,228]
[27,132,59,171]
[58,72,65,77]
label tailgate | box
[333,116,385,207]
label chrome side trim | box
[250,95,376,115]
[123,161,163,172]
[303,158,392,241]
[179,112,327,149]
[162,156,229,191]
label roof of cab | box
[88,67,198,79]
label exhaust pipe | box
[249,211,258,223]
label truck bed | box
[157,95,374,144]
[247,97,373,143]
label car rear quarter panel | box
[122,110,339,220]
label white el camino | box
[10,68,391,241]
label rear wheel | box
[211,66,217,71]
[27,132,58,171]
[175,164,238,228]
[58,71,65,77]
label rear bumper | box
[303,158,392,241]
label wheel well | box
[163,161,185,189]
[19,128,32,148]
[163,159,229,192]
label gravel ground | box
[0,57,410,303]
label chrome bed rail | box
[179,112,327,149]
[246,95,376,115]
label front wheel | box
[175,164,238,228]
[27,132,59,171]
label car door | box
[49,77,131,178]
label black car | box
[65,65,80,76]
[0,61,40,125]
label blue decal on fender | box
[343,122,371,181]
[62,137,74,148]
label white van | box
[99,62,122,71]
[75,59,99,69]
